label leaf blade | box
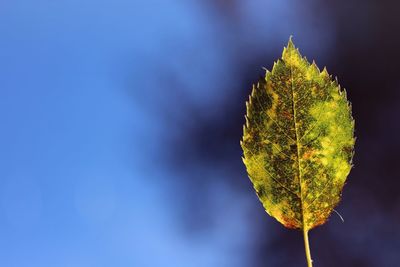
[241,38,355,230]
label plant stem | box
[303,228,313,267]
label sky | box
[1,0,400,267]
[0,1,259,266]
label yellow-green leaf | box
[241,38,355,231]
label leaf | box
[241,38,355,232]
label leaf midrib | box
[289,62,307,230]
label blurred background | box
[1,0,399,266]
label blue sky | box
[0,1,334,266]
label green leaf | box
[241,38,355,232]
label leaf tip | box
[283,36,296,55]
[288,35,295,47]
[282,36,304,67]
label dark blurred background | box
[1,0,399,266]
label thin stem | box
[303,229,313,267]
